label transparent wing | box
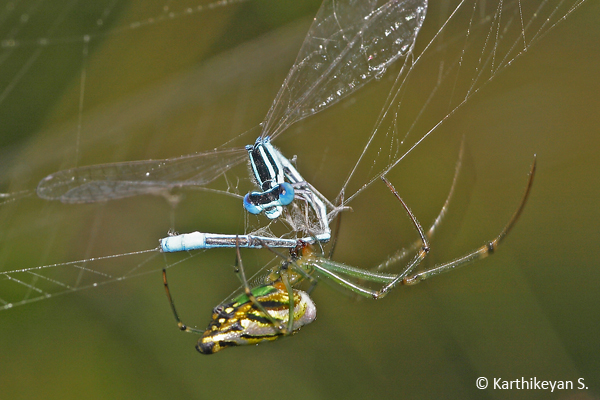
[36,0,427,204]
[262,0,428,139]
[37,148,247,203]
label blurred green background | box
[0,1,599,399]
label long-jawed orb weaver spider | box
[163,156,536,354]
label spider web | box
[0,0,591,311]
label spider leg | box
[375,136,465,271]
[403,156,536,285]
[162,268,205,335]
[372,176,431,298]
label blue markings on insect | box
[243,137,295,219]
[243,182,295,217]
[159,232,301,252]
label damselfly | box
[163,155,536,354]
[36,0,428,252]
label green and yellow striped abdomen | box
[197,281,316,354]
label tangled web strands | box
[0,0,590,310]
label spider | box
[163,155,536,354]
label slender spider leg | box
[304,260,397,298]
[162,268,205,334]
[403,156,536,285]
[375,137,464,271]
[374,176,430,298]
